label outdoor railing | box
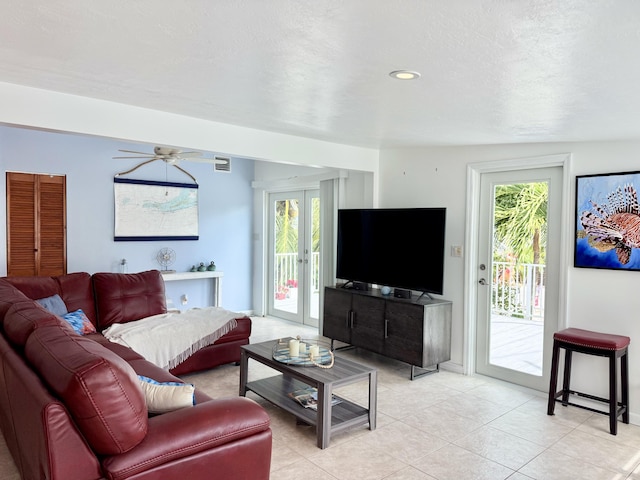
[274,252,320,298]
[276,255,543,321]
[492,261,545,321]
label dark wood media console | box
[323,286,452,379]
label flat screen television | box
[336,208,446,295]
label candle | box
[309,345,320,359]
[299,342,307,354]
[288,339,300,357]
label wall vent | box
[213,156,231,173]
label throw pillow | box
[137,375,196,414]
[36,294,68,316]
[62,309,97,335]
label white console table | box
[161,271,224,307]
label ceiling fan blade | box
[118,149,154,155]
[113,155,157,159]
[176,151,202,158]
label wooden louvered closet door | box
[6,172,67,276]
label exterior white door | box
[476,166,562,391]
[267,190,320,327]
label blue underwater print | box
[575,171,640,271]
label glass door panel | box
[268,190,319,327]
[476,167,561,391]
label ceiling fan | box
[114,146,231,183]
[114,146,204,164]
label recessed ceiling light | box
[389,70,421,80]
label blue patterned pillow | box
[138,375,196,414]
[62,309,96,335]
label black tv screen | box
[336,208,446,295]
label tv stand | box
[416,291,434,301]
[323,286,452,380]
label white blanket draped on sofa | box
[103,307,241,370]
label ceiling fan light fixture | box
[389,70,421,80]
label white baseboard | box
[439,361,464,374]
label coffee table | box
[239,339,377,449]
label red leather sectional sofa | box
[0,269,271,480]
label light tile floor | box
[2,316,640,479]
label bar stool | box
[547,328,630,435]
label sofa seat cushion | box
[25,324,148,455]
[93,270,167,330]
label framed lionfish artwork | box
[575,170,640,270]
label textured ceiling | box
[2,0,640,148]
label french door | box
[476,166,562,391]
[267,190,320,327]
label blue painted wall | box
[0,126,255,312]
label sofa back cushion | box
[4,272,97,325]
[25,324,148,455]
[3,275,58,301]
[0,280,31,328]
[93,270,167,330]
[56,272,97,323]
[3,302,67,347]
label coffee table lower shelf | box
[245,375,370,434]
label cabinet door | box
[384,301,424,366]
[351,294,385,354]
[322,287,352,343]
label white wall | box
[380,140,640,422]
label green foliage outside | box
[274,198,321,293]
[493,182,548,266]
[274,198,320,254]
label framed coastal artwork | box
[114,178,199,241]
[575,170,640,271]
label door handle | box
[479,278,487,285]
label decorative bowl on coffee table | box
[272,338,333,367]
